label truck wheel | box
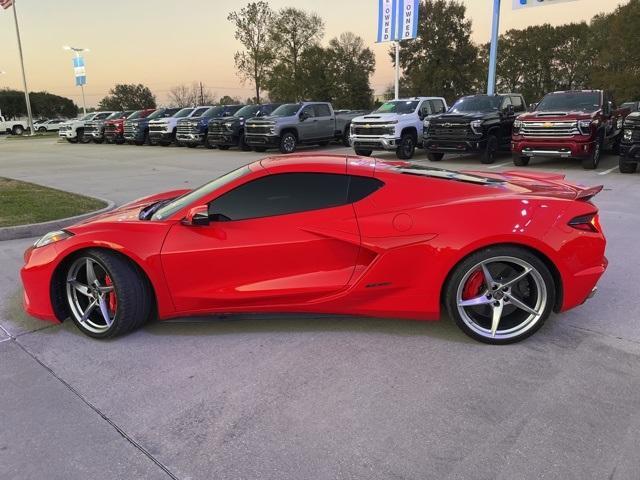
[512,154,530,166]
[253,147,267,153]
[186,143,198,148]
[93,137,104,144]
[619,157,638,174]
[279,133,297,154]
[38,126,47,133]
[218,145,230,150]
[480,135,498,164]
[342,129,351,147]
[396,133,416,160]
[427,152,444,162]
[354,148,372,157]
[12,125,24,135]
[115,137,126,145]
[66,137,78,144]
[582,137,603,169]
[79,129,91,144]
[205,138,216,149]
[239,133,251,151]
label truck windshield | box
[203,106,227,117]
[152,166,251,221]
[105,112,124,120]
[536,92,601,113]
[271,104,302,117]
[146,109,167,120]
[375,100,419,114]
[234,105,260,118]
[449,96,501,113]
[127,111,143,121]
[173,108,194,118]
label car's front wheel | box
[445,246,555,344]
[513,154,530,166]
[279,132,297,154]
[427,152,444,162]
[354,148,372,157]
[64,250,152,338]
[396,133,416,160]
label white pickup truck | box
[58,112,114,143]
[350,97,448,159]
[0,115,29,135]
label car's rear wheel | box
[445,246,555,344]
[12,125,24,135]
[38,126,47,133]
[396,133,416,160]
[480,135,498,164]
[427,152,444,162]
[513,154,530,166]
[354,148,372,157]
[65,250,152,338]
[342,128,351,147]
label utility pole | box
[394,42,400,100]
[199,82,204,105]
[10,0,35,135]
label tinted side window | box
[501,96,513,110]
[314,104,332,117]
[419,102,431,116]
[301,105,316,118]
[348,176,384,203]
[210,173,350,221]
[429,100,446,114]
[511,96,525,112]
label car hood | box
[431,111,499,123]
[247,115,294,124]
[518,111,598,122]
[210,116,241,123]
[126,118,149,125]
[68,189,191,229]
[352,112,414,123]
[105,119,125,126]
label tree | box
[219,95,241,105]
[228,1,275,104]
[98,84,156,110]
[167,82,215,107]
[0,89,77,119]
[266,7,325,101]
[391,0,480,103]
[326,32,375,109]
[298,46,334,102]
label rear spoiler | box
[574,185,603,201]
[502,170,603,201]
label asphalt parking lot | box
[1,137,640,480]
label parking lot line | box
[487,162,511,169]
[598,166,619,175]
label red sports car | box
[21,154,607,344]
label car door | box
[499,96,515,146]
[314,104,335,140]
[161,172,361,312]
[417,101,432,137]
[297,105,318,140]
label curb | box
[0,197,116,242]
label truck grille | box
[520,121,579,138]
[104,124,118,134]
[429,124,470,138]
[352,125,389,136]
[84,123,98,134]
[123,124,136,136]
[149,124,167,133]
[208,122,227,134]
[246,124,272,135]
[177,123,198,135]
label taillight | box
[569,213,600,233]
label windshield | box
[271,104,301,117]
[174,108,194,118]
[126,111,143,120]
[147,109,167,120]
[152,166,251,220]
[80,114,95,121]
[201,106,226,118]
[234,105,260,118]
[105,112,124,120]
[536,92,601,113]
[375,100,419,114]
[449,96,502,113]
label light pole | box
[487,0,501,95]
[63,45,89,115]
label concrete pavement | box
[1,138,639,479]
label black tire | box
[427,152,444,162]
[93,137,104,144]
[239,133,251,151]
[445,245,555,345]
[513,154,530,166]
[480,135,499,164]
[342,128,351,147]
[354,148,372,157]
[115,137,125,145]
[253,147,267,153]
[159,141,171,147]
[38,127,47,133]
[78,129,91,144]
[279,132,297,154]
[64,249,152,339]
[12,125,24,135]
[134,131,149,146]
[186,143,198,148]
[582,136,603,169]
[619,156,638,174]
[396,132,416,160]
[205,138,216,149]
[66,137,78,144]
[218,145,230,150]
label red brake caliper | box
[462,269,486,300]
[105,275,117,313]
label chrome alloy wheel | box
[66,257,117,334]
[282,134,296,152]
[456,256,547,340]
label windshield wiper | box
[139,199,174,220]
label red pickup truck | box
[512,90,630,169]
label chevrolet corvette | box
[21,154,607,344]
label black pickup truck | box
[423,93,526,164]
[206,103,281,150]
[620,111,640,173]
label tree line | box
[0,89,77,119]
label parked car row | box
[59,102,366,153]
[57,91,639,173]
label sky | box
[0,0,629,108]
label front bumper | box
[350,135,399,151]
[245,134,280,147]
[58,129,76,139]
[176,133,205,144]
[124,131,145,141]
[207,133,239,146]
[20,245,62,323]
[512,136,596,159]
[423,137,487,153]
[90,130,104,140]
[149,130,173,141]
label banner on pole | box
[513,0,580,10]
[377,0,419,42]
[73,56,86,86]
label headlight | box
[617,118,624,130]
[224,122,234,129]
[269,126,276,134]
[578,120,592,135]
[624,129,633,141]
[513,119,523,129]
[470,120,483,134]
[33,230,73,248]
[423,119,430,129]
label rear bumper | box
[245,134,280,147]
[560,256,608,312]
[512,137,596,159]
[423,137,486,153]
[350,135,399,151]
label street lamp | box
[63,45,90,115]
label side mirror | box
[528,103,538,112]
[299,111,310,121]
[181,205,209,227]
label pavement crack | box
[12,339,180,480]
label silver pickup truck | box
[244,102,366,154]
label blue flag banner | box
[396,0,419,40]
[513,0,579,9]
[377,0,396,43]
[73,56,86,86]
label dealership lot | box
[1,139,640,479]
